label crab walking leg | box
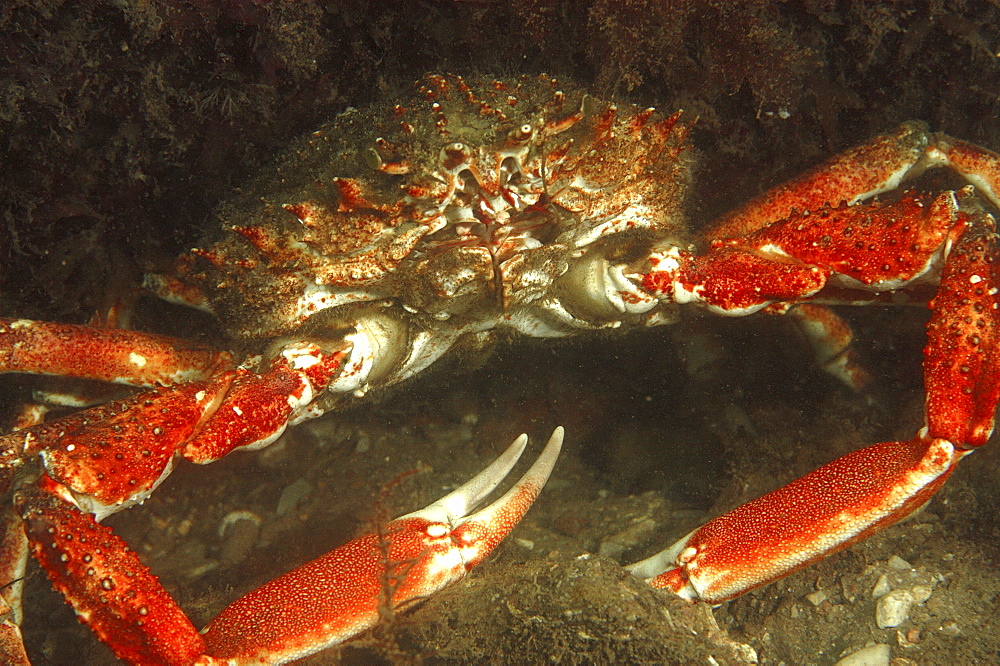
[0,511,26,625]
[636,189,974,390]
[0,318,234,387]
[705,121,1000,241]
[927,134,1000,208]
[2,343,351,664]
[628,220,1000,604]
[0,512,29,666]
[921,219,1000,446]
[706,122,935,239]
[640,189,967,317]
[16,476,208,665]
[0,343,351,515]
[201,427,564,664]
[628,438,964,602]
[783,304,871,390]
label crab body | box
[156,74,692,401]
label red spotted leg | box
[200,426,564,663]
[3,341,350,664]
[8,420,561,664]
[706,121,1000,240]
[0,318,234,388]
[626,213,1000,603]
[694,122,1000,390]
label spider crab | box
[1,73,999,663]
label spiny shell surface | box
[189,74,693,342]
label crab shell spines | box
[191,74,693,348]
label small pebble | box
[841,577,858,602]
[805,590,828,606]
[871,574,892,599]
[887,555,911,570]
[835,642,891,666]
[876,589,915,628]
[277,478,313,516]
[910,585,932,604]
[939,621,961,637]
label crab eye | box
[441,142,470,170]
[442,142,468,159]
[511,124,533,142]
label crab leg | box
[0,598,28,666]
[0,342,350,497]
[16,475,207,665]
[200,427,563,663]
[2,342,349,663]
[0,511,28,666]
[627,215,1000,603]
[0,318,234,388]
[11,413,560,664]
[641,188,968,317]
[706,121,1000,240]
[783,303,871,390]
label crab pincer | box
[200,427,563,664]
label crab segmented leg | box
[627,181,1000,602]
[640,188,968,318]
[17,475,207,664]
[0,318,234,388]
[783,303,871,390]
[706,121,1000,240]
[11,426,561,664]
[0,511,28,666]
[628,437,965,602]
[0,339,350,663]
[0,598,28,666]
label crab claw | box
[201,427,563,664]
